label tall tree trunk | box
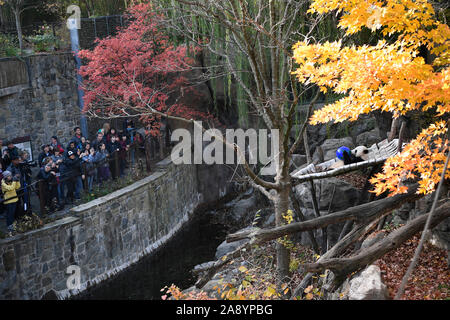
[14,9,23,50]
[274,183,291,284]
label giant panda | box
[352,145,370,162]
[329,146,369,169]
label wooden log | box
[300,201,450,276]
[227,184,420,244]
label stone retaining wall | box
[0,53,80,160]
[0,158,230,299]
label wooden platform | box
[291,139,402,183]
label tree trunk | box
[274,183,291,284]
[14,9,23,50]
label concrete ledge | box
[0,84,30,97]
[0,216,79,245]
[71,170,166,215]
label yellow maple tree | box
[292,0,449,196]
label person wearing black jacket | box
[38,144,52,166]
[107,135,122,179]
[2,141,19,169]
[60,151,84,204]
[37,163,59,213]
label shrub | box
[27,33,59,52]
[0,34,20,57]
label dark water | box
[71,209,227,300]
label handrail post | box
[159,134,164,159]
[82,162,88,190]
[38,179,46,216]
[114,150,120,179]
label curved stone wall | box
[0,159,230,299]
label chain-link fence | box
[0,15,129,57]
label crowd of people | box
[0,120,148,234]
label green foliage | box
[26,33,59,52]
[0,34,20,57]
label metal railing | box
[0,134,171,218]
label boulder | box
[227,194,258,224]
[291,154,307,169]
[215,227,252,259]
[348,265,389,300]
[296,208,346,249]
[294,178,361,212]
[312,137,354,163]
[294,178,361,248]
[251,208,275,228]
[356,128,381,147]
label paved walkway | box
[0,156,165,238]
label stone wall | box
[0,159,232,300]
[0,53,80,161]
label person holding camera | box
[1,170,21,233]
[2,141,19,169]
[37,163,59,213]
[61,150,84,204]
[38,144,52,167]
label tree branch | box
[226,184,420,243]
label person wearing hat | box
[61,150,84,204]
[1,170,21,232]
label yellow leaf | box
[304,285,313,293]
[238,266,248,273]
[264,286,276,297]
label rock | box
[228,194,258,224]
[361,231,386,249]
[312,137,354,163]
[294,178,361,248]
[429,217,450,267]
[356,128,381,147]
[329,278,350,300]
[348,265,389,300]
[291,154,307,169]
[41,289,59,300]
[294,178,361,212]
[251,208,275,228]
[215,227,251,259]
[349,114,377,137]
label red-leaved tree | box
[78,2,215,135]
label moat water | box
[71,208,227,300]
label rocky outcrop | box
[215,227,251,259]
[356,128,381,147]
[294,177,361,248]
[312,137,354,163]
[347,265,389,300]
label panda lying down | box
[329,146,369,169]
